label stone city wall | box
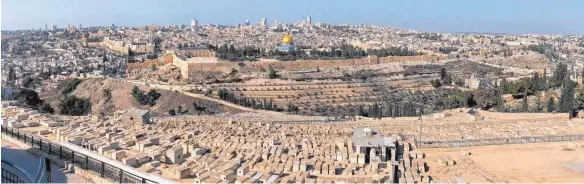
[126,54,173,71]
[184,55,447,73]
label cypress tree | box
[536,94,541,112]
[522,93,529,112]
[542,68,548,90]
[551,63,568,88]
[532,72,540,92]
[559,79,576,112]
[547,97,555,112]
[389,103,394,118]
[500,78,508,94]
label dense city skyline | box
[2,0,583,35]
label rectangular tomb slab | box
[41,121,60,127]
[112,150,126,161]
[122,157,138,167]
[37,129,50,135]
[22,120,40,127]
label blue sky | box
[2,0,583,34]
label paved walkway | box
[1,139,89,183]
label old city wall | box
[379,55,446,63]
[126,54,173,71]
[86,42,102,48]
[173,54,191,78]
[85,41,129,55]
[184,58,366,73]
[184,55,447,73]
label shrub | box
[59,95,91,116]
[15,88,43,107]
[37,102,55,114]
[168,109,176,116]
[60,78,82,95]
[230,68,239,75]
[430,79,442,88]
[268,66,279,79]
[103,89,112,100]
[132,86,162,106]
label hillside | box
[43,78,243,116]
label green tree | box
[145,89,162,106]
[151,64,157,71]
[551,63,568,88]
[547,97,556,112]
[540,68,548,91]
[531,72,540,92]
[442,91,475,109]
[60,78,82,95]
[230,68,238,75]
[168,109,176,116]
[499,79,509,94]
[430,79,442,88]
[15,88,43,107]
[21,76,35,89]
[193,102,206,113]
[558,79,576,112]
[38,102,55,114]
[575,87,584,109]
[535,94,542,112]
[131,86,161,106]
[522,93,529,112]
[103,89,112,100]
[473,88,502,109]
[132,86,142,102]
[267,66,278,79]
[59,95,91,116]
[7,67,17,86]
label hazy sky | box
[2,0,583,34]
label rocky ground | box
[41,78,243,116]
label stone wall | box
[171,54,448,78]
[187,55,447,73]
[126,54,173,71]
[173,54,191,78]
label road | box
[1,139,88,183]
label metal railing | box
[1,126,156,183]
[1,160,33,183]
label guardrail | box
[1,159,34,183]
[1,126,157,183]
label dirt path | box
[129,80,284,115]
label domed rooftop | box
[281,34,293,43]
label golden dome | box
[282,34,293,43]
